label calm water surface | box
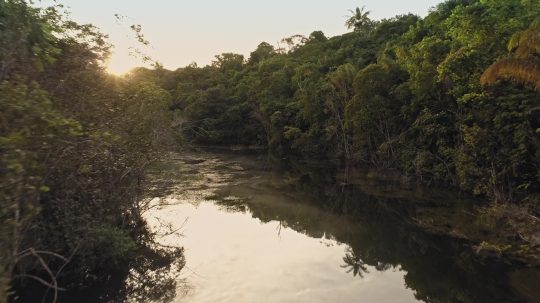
[142,150,539,303]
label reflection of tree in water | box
[213,155,539,303]
[341,248,369,278]
[121,245,186,303]
[341,247,396,278]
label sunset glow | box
[58,0,442,72]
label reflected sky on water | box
[149,201,417,303]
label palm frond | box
[481,57,540,91]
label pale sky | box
[52,1,443,74]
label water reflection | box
[146,150,539,303]
[341,248,370,278]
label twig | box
[12,274,65,291]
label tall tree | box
[345,6,373,32]
[327,63,357,159]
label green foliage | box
[168,0,539,212]
[2,0,539,300]
[481,18,540,91]
[0,1,181,301]
[346,62,408,165]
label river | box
[137,150,539,303]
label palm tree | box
[345,6,373,32]
[481,19,540,91]
[341,248,369,278]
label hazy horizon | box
[52,0,443,74]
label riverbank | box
[138,150,540,302]
[187,146,540,267]
[414,202,540,266]
[322,160,540,267]
[143,149,540,302]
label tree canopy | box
[159,0,539,210]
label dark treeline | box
[141,0,539,211]
[0,1,182,302]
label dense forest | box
[0,1,182,302]
[1,0,540,302]
[140,0,540,209]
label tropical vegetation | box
[0,1,182,302]
[1,0,540,301]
